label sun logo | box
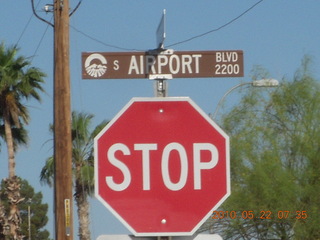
[85,53,107,78]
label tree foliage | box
[202,57,320,239]
[40,111,108,240]
[0,42,46,239]
[0,179,52,240]
[0,42,45,161]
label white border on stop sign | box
[94,97,230,236]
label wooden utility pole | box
[53,0,74,239]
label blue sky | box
[1,0,320,239]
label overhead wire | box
[30,16,53,63]
[167,0,265,48]
[14,0,53,64]
[70,24,143,51]
[16,0,44,47]
[16,2,38,47]
[70,0,265,51]
[29,0,83,61]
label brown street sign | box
[82,50,243,79]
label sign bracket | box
[150,9,172,97]
[149,74,172,97]
[147,48,174,55]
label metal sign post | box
[149,73,172,97]
[153,10,170,98]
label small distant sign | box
[82,50,244,79]
[156,9,166,49]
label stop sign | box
[95,97,230,236]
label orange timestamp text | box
[212,210,308,220]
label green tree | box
[201,57,320,239]
[0,43,45,239]
[40,111,107,240]
[0,179,52,240]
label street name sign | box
[82,50,243,79]
[94,97,230,236]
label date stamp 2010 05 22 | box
[212,210,308,220]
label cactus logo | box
[85,53,107,78]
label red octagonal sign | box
[94,97,230,236]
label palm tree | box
[0,43,45,239]
[40,111,107,240]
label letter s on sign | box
[113,60,119,71]
[106,143,131,191]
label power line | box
[14,0,51,64]
[167,0,265,48]
[30,16,53,63]
[69,24,143,51]
[70,0,264,51]
[16,0,42,46]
